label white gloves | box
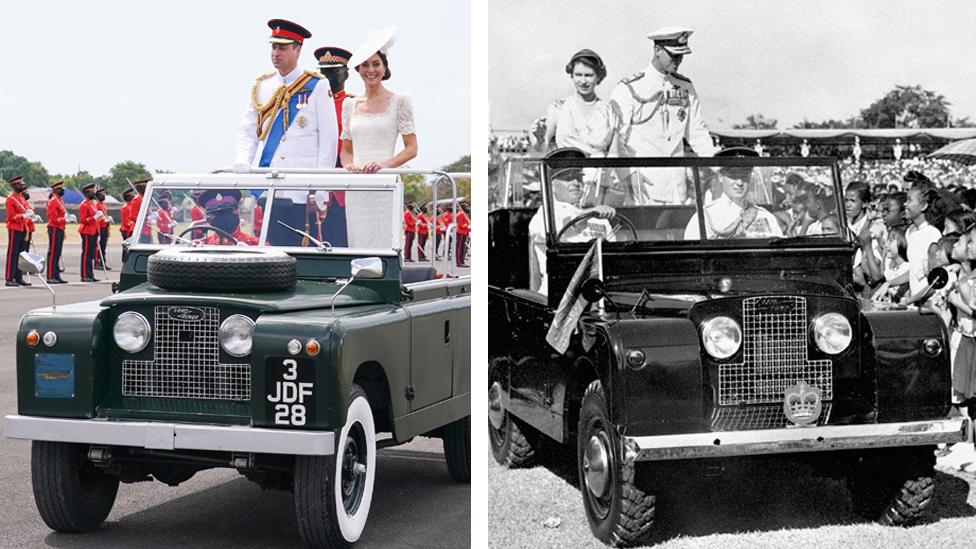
[236,241,249,246]
[66,214,77,223]
[148,211,159,222]
[233,163,251,174]
[24,210,34,218]
[93,210,105,220]
[33,215,43,223]
[107,215,115,224]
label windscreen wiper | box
[275,220,333,252]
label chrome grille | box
[718,296,833,405]
[122,306,251,401]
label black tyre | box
[31,441,119,532]
[578,380,655,546]
[443,416,471,482]
[295,384,375,549]
[488,367,538,467]
[147,248,297,292]
[847,448,935,526]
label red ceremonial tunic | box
[438,211,453,234]
[456,210,470,236]
[204,229,260,246]
[191,204,205,224]
[404,209,416,233]
[47,195,66,230]
[254,203,264,235]
[4,194,28,232]
[78,199,100,236]
[120,201,135,233]
[96,200,110,232]
[416,213,429,235]
[22,196,35,234]
[156,207,174,237]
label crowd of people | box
[403,202,470,267]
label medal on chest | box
[297,115,308,128]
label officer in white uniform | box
[684,148,783,239]
[608,26,716,205]
[234,19,338,172]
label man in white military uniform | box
[608,26,716,205]
[234,19,338,172]
[684,148,783,239]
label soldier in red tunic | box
[46,181,68,283]
[78,182,101,282]
[455,204,470,267]
[416,205,430,261]
[315,45,353,247]
[94,186,112,269]
[404,204,417,261]
[129,177,153,244]
[119,188,136,240]
[196,190,260,246]
[4,176,33,286]
[22,190,36,254]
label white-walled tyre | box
[295,384,376,549]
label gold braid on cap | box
[251,71,324,141]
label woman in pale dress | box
[532,49,615,204]
[341,27,417,249]
[341,26,417,173]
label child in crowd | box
[954,225,976,417]
[947,230,973,408]
[871,225,910,304]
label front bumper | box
[3,414,335,456]
[624,417,972,461]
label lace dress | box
[340,94,416,248]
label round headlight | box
[220,315,255,357]
[813,313,852,355]
[701,316,742,359]
[114,312,151,353]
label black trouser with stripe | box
[5,229,27,282]
[417,233,429,260]
[95,226,109,267]
[47,227,64,280]
[404,231,415,260]
[456,234,468,266]
[80,233,98,280]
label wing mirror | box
[18,252,57,308]
[580,278,607,303]
[333,257,384,313]
[927,267,949,290]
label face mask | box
[56,189,65,197]
[211,210,240,233]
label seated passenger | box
[529,148,615,294]
[684,148,783,239]
[196,190,259,245]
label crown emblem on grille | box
[783,381,822,426]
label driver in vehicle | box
[529,147,615,294]
[195,190,260,245]
[684,147,783,239]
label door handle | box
[444,319,450,345]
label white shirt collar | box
[279,66,302,85]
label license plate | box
[265,357,315,427]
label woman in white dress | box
[341,27,417,174]
[340,27,418,249]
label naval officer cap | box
[315,46,353,69]
[545,147,587,181]
[267,19,312,45]
[647,26,694,55]
[714,147,758,181]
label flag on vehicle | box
[546,238,602,354]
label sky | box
[0,0,470,177]
[487,0,976,133]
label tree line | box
[732,85,975,130]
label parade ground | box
[0,244,470,548]
[488,444,976,549]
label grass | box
[9,223,126,246]
[488,442,976,549]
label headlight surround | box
[812,313,852,355]
[220,315,255,357]
[114,312,151,353]
[701,316,742,360]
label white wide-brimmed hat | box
[348,26,397,68]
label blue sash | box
[259,77,320,167]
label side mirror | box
[927,267,949,290]
[580,278,607,303]
[351,257,384,279]
[18,252,45,275]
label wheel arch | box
[352,360,394,435]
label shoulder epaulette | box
[620,72,644,85]
[254,71,276,84]
[670,71,692,84]
[304,69,324,80]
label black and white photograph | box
[488,1,976,547]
